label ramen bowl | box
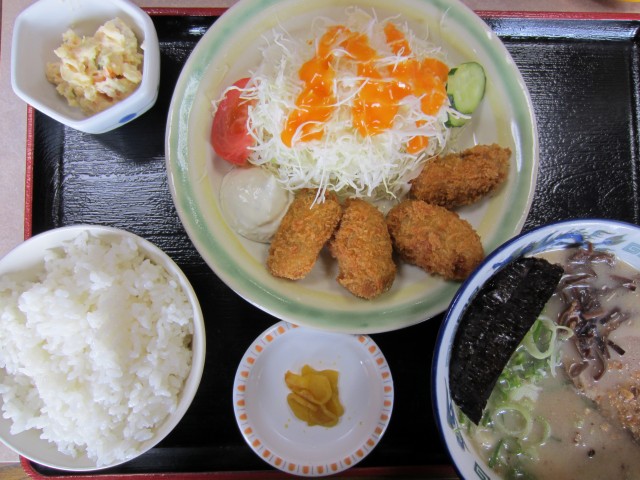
[433,218,640,479]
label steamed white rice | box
[0,231,194,467]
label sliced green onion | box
[548,324,573,377]
[534,415,551,445]
[489,438,505,468]
[493,403,533,439]
[523,317,555,359]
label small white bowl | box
[433,218,640,479]
[11,0,160,134]
[0,225,205,471]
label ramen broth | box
[462,246,640,479]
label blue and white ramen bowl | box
[432,218,640,479]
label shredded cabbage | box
[212,9,454,201]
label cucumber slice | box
[446,62,486,115]
[445,113,469,128]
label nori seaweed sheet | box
[449,257,564,424]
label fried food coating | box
[409,144,511,209]
[329,199,396,299]
[386,199,484,281]
[267,189,342,280]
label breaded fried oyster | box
[386,199,484,281]
[329,199,396,299]
[267,189,342,280]
[409,144,511,209]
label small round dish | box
[433,218,640,479]
[233,321,394,477]
[166,0,538,333]
[0,225,205,471]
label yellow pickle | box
[284,365,344,427]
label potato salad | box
[46,17,143,115]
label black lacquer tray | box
[23,10,640,479]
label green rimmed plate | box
[165,0,538,334]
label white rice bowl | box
[0,225,205,471]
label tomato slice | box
[211,77,255,166]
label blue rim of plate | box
[232,321,394,476]
[165,0,539,333]
[431,218,640,480]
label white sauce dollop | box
[219,167,292,243]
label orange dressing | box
[281,22,449,154]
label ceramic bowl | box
[433,218,640,479]
[11,0,160,134]
[233,321,393,476]
[165,0,538,334]
[0,225,205,471]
